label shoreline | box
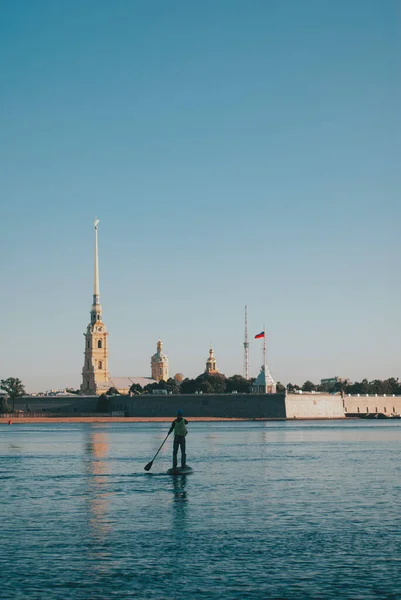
[0,416,348,424]
[0,416,282,424]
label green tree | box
[333,381,347,393]
[143,381,169,394]
[382,378,401,395]
[226,375,252,393]
[106,387,119,396]
[347,379,369,395]
[369,379,385,395]
[276,381,286,393]
[196,378,214,394]
[166,378,180,394]
[129,383,143,395]
[180,373,227,394]
[302,380,316,392]
[180,378,198,394]
[0,378,26,412]
[0,395,10,414]
[197,373,227,394]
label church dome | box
[152,351,168,362]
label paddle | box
[144,432,170,471]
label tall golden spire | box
[81,218,109,394]
[91,219,102,325]
[94,218,100,303]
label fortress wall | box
[112,393,287,419]
[343,395,401,416]
[285,394,345,419]
[15,393,401,419]
[15,396,99,413]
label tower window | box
[87,340,90,349]
[98,361,103,370]
[98,340,102,349]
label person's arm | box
[168,419,176,435]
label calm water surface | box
[0,421,400,599]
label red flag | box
[255,331,265,339]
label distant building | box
[320,377,350,390]
[252,330,276,393]
[151,340,169,382]
[205,347,218,373]
[252,365,276,394]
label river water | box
[0,421,400,599]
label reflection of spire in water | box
[85,427,111,549]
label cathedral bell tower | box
[81,219,109,394]
[151,339,169,382]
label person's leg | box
[173,436,179,469]
[180,436,186,468]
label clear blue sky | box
[1,0,400,392]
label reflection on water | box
[172,475,188,502]
[84,426,111,561]
[171,476,188,530]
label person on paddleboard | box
[168,409,188,470]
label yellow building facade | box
[151,340,169,382]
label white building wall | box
[343,396,401,415]
[285,394,345,419]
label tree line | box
[105,373,255,398]
[110,375,401,397]
[290,378,401,396]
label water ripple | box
[0,421,400,599]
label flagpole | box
[263,324,267,393]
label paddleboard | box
[167,465,193,475]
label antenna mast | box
[243,305,249,379]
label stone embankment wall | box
[343,395,401,416]
[111,393,287,419]
[285,394,345,419]
[13,393,401,419]
[13,396,99,414]
[111,393,345,419]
